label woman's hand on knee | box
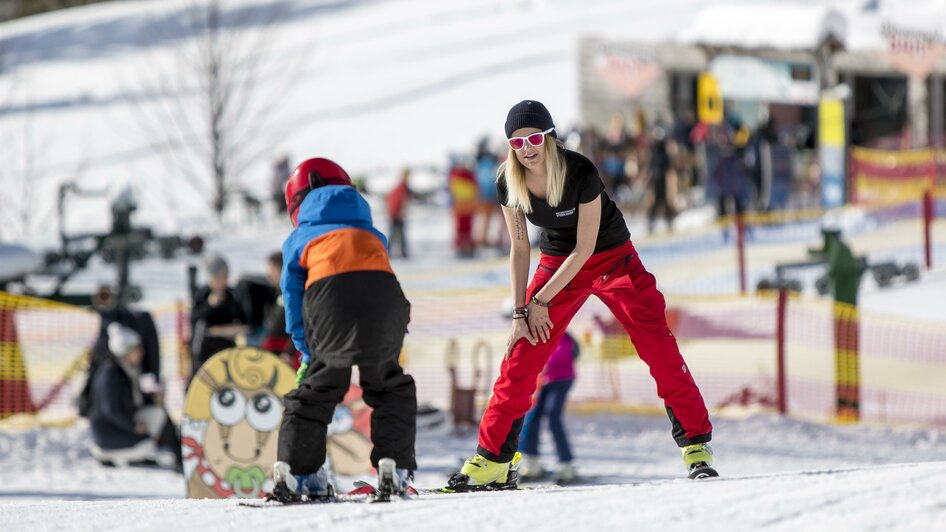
[527,303,553,344]
[506,319,537,359]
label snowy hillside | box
[0,0,733,239]
[2,0,906,239]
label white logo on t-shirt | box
[555,208,575,217]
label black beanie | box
[504,100,556,139]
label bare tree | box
[123,0,312,221]
[7,0,112,20]
[0,3,15,22]
[0,20,41,240]
[0,78,63,240]
[0,9,83,241]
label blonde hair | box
[497,137,567,214]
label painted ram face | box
[181,347,296,499]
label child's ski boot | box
[444,452,521,492]
[682,443,718,479]
[374,457,415,501]
[271,461,335,503]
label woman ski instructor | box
[447,101,716,491]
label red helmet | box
[285,158,353,227]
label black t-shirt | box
[497,149,630,256]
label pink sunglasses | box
[508,128,554,150]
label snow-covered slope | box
[2,412,946,531]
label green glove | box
[295,362,309,387]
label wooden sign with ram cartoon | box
[180,347,374,499]
[181,347,296,499]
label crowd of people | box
[375,109,813,263]
[262,106,810,269]
[570,110,810,235]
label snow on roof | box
[683,3,847,51]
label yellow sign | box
[819,98,845,147]
[697,72,723,125]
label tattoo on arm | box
[514,213,525,240]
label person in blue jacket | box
[271,157,416,502]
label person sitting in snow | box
[78,285,162,419]
[87,322,182,470]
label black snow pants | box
[277,357,417,475]
[277,271,416,474]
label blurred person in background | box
[671,110,697,207]
[448,158,480,258]
[78,285,162,419]
[619,110,650,210]
[518,330,580,484]
[447,100,715,492]
[272,155,292,214]
[386,167,412,259]
[711,125,753,242]
[87,322,182,471]
[577,125,602,169]
[647,124,676,234]
[747,116,794,212]
[474,136,504,250]
[189,255,248,378]
[259,251,297,368]
[599,113,629,197]
[673,110,697,155]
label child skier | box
[272,157,417,502]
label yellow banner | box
[697,72,723,125]
[819,98,845,147]
[851,146,934,166]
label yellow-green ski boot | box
[682,443,718,479]
[444,452,522,492]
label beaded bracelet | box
[530,295,552,308]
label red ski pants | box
[477,241,712,462]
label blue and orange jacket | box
[281,186,392,365]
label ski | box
[243,458,417,507]
[350,480,419,502]
[238,486,410,508]
[427,486,533,494]
[688,463,719,480]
